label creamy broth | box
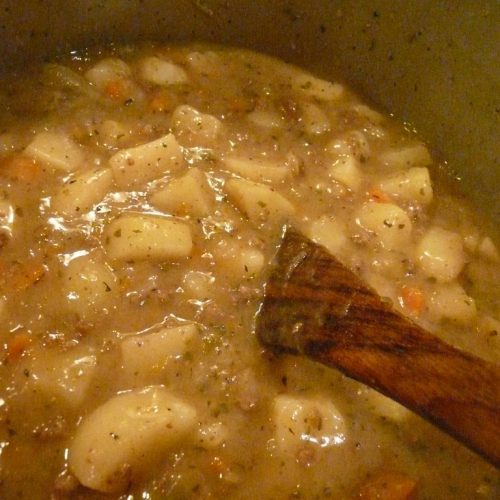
[0,43,498,499]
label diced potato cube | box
[223,157,289,183]
[211,238,265,283]
[353,104,384,124]
[121,324,198,379]
[300,102,330,135]
[95,120,129,149]
[225,178,295,226]
[172,105,222,147]
[69,386,197,493]
[273,394,346,452]
[477,236,499,262]
[24,132,84,171]
[328,155,361,191]
[18,347,96,408]
[380,144,432,169]
[139,56,188,85]
[355,202,412,250]
[462,227,480,253]
[427,283,477,323]
[326,131,370,162]
[183,270,214,300]
[416,227,465,282]
[109,133,185,189]
[85,58,132,89]
[52,168,113,215]
[150,167,213,217]
[0,199,14,239]
[247,109,284,129]
[61,251,118,314]
[477,316,500,353]
[104,214,192,262]
[378,167,433,205]
[292,73,344,101]
[307,215,348,256]
[186,51,221,76]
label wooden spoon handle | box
[257,229,500,467]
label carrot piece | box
[229,96,254,113]
[104,79,129,100]
[11,261,46,292]
[6,332,31,361]
[2,156,42,184]
[359,472,417,500]
[367,187,392,203]
[400,285,425,315]
[149,90,175,113]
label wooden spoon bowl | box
[256,228,500,467]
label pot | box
[0,0,498,221]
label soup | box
[0,43,498,499]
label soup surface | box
[0,43,498,499]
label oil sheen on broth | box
[0,43,498,499]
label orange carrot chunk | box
[359,472,417,500]
[149,90,175,113]
[401,285,425,315]
[367,187,392,203]
[104,79,129,100]
[11,261,46,292]
[2,156,42,184]
[6,332,31,361]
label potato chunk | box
[150,167,213,217]
[61,251,118,314]
[378,167,433,205]
[69,386,197,493]
[328,155,362,191]
[139,56,188,85]
[292,73,344,101]
[355,202,412,250]
[94,120,129,149]
[172,105,222,147]
[380,144,432,169]
[307,215,348,257]
[109,133,185,189]
[273,395,346,452]
[247,109,284,129]
[104,214,192,262]
[121,324,198,380]
[300,102,330,135]
[24,132,84,171]
[477,236,499,262]
[183,270,214,299]
[52,168,113,215]
[85,58,132,90]
[18,347,96,408]
[225,178,295,225]
[416,227,465,282]
[427,283,477,323]
[211,237,265,283]
[223,157,289,183]
[0,199,15,240]
[326,131,371,162]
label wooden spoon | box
[256,228,500,467]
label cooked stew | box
[0,43,498,499]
